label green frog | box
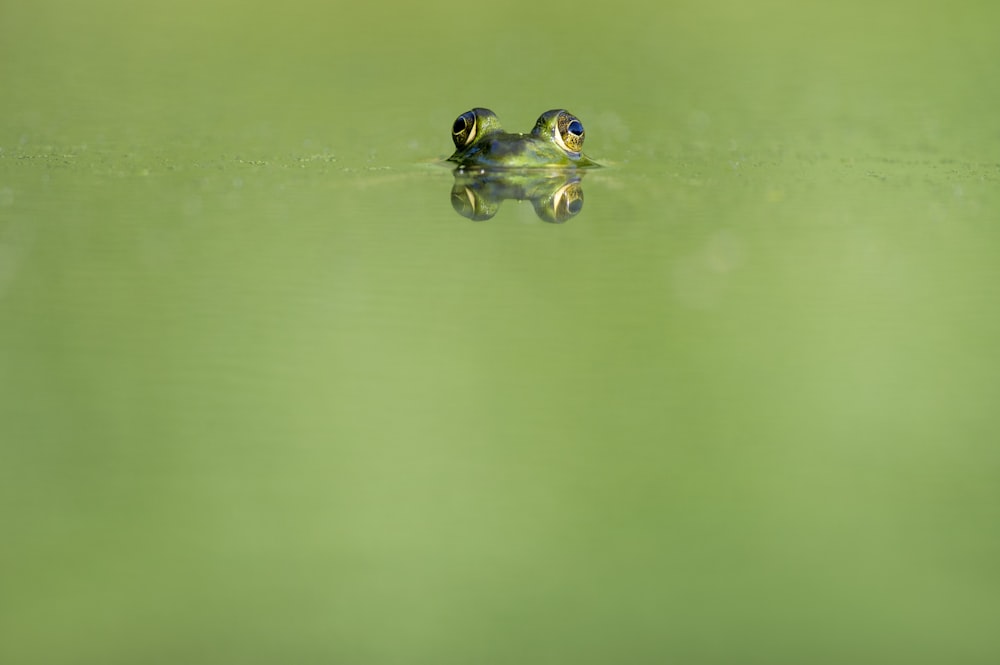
[448,108,599,169]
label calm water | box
[2,1,999,663]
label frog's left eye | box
[452,110,478,149]
[554,112,585,154]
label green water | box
[2,0,1000,663]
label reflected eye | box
[452,110,477,149]
[554,112,585,153]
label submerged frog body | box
[448,108,598,169]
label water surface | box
[2,1,999,663]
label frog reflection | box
[450,170,587,223]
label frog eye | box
[554,112,585,153]
[452,110,478,149]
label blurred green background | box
[2,0,999,663]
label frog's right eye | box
[452,110,477,148]
[554,112,585,154]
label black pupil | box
[568,120,583,136]
[453,116,469,133]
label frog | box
[447,108,598,169]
